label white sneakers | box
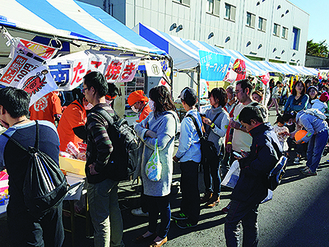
[131,207,149,217]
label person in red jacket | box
[29,91,62,125]
[127,90,151,123]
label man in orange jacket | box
[127,90,151,123]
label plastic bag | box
[221,160,240,189]
[145,140,162,182]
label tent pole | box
[168,56,174,98]
[196,65,201,110]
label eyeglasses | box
[81,87,88,93]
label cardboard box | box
[59,156,85,176]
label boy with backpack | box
[82,71,124,247]
[0,87,65,247]
[225,106,282,247]
[172,87,202,229]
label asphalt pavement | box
[1,109,329,246]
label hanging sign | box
[16,66,59,106]
[47,51,89,91]
[260,72,270,85]
[0,38,58,87]
[199,50,231,81]
[145,60,163,77]
[232,59,246,81]
[104,56,140,83]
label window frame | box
[207,0,220,16]
[273,23,281,37]
[173,0,190,7]
[225,3,236,22]
[292,27,300,51]
[246,12,255,28]
[282,26,288,39]
[258,17,267,32]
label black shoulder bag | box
[187,112,221,164]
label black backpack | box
[93,108,141,181]
[3,121,67,219]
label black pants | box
[180,161,200,223]
[144,194,171,239]
[225,200,259,247]
[203,155,221,198]
[8,201,64,247]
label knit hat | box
[319,92,329,102]
[127,90,149,106]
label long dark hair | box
[149,86,176,117]
[292,80,306,96]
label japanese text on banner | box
[198,50,231,82]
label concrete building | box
[78,0,309,66]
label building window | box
[273,23,280,36]
[173,0,190,6]
[246,12,255,28]
[225,3,236,21]
[258,17,267,32]
[292,27,300,50]
[207,0,220,16]
[282,27,288,39]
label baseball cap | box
[178,87,197,105]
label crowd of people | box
[0,72,329,247]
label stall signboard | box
[47,51,141,90]
[145,60,163,77]
[199,50,230,81]
[17,65,59,106]
[0,38,58,88]
[47,51,89,91]
[104,56,141,83]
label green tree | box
[306,39,329,58]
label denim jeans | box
[306,130,329,172]
[180,161,200,223]
[144,194,171,238]
[203,155,221,198]
[7,201,64,247]
[225,200,259,247]
[87,179,124,247]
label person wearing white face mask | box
[128,90,152,123]
[127,90,153,218]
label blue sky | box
[288,0,328,43]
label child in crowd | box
[313,92,329,113]
[252,90,263,103]
[273,114,290,155]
